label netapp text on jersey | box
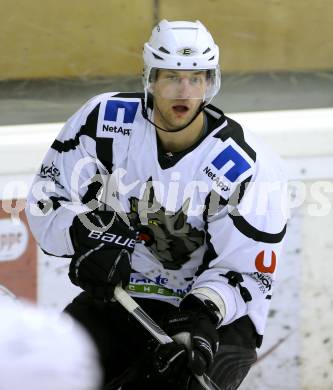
[103,124,131,135]
[203,166,230,191]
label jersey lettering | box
[255,251,277,274]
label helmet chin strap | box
[141,94,205,133]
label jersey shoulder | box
[198,111,286,205]
[202,113,287,235]
[51,92,145,173]
[95,92,145,139]
[203,112,286,184]
[198,114,257,200]
[66,91,144,136]
[235,117,287,183]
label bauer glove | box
[68,211,137,299]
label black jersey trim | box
[156,110,222,170]
[214,116,256,162]
[195,191,221,277]
[51,103,100,153]
[96,137,113,173]
[237,175,253,204]
[50,102,114,173]
[228,175,253,207]
[228,211,287,243]
[113,92,144,99]
[51,132,81,153]
[204,104,226,129]
[81,170,105,209]
[40,247,71,259]
[37,196,70,214]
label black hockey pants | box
[65,292,258,390]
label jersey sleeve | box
[191,147,288,338]
[25,95,109,257]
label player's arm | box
[25,94,138,300]
[25,96,106,257]
[187,157,288,342]
[157,157,287,378]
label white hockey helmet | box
[143,19,221,102]
[0,299,102,390]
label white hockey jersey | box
[26,92,287,345]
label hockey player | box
[26,20,287,389]
[0,297,101,390]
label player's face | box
[153,69,208,131]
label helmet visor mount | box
[147,67,220,101]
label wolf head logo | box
[127,179,205,270]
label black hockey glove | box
[158,294,220,377]
[68,210,137,300]
[145,339,191,389]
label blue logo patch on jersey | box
[212,145,251,182]
[104,100,139,123]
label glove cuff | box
[181,288,226,327]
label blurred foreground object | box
[0,296,102,390]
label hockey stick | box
[113,285,220,390]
